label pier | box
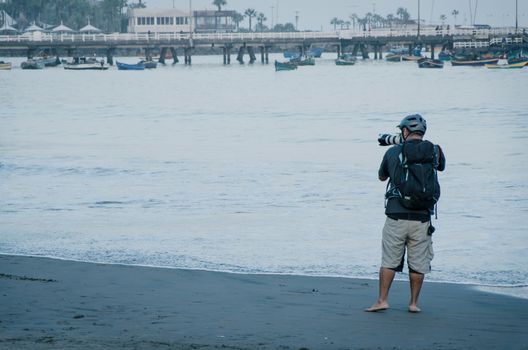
[0,27,526,64]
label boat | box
[485,62,527,69]
[41,56,61,67]
[308,47,323,58]
[335,55,356,66]
[387,47,407,55]
[21,59,45,70]
[274,60,297,71]
[508,56,528,65]
[0,61,12,70]
[290,57,315,66]
[438,51,452,61]
[386,53,403,62]
[451,58,499,66]
[283,51,300,59]
[64,57,108,70]
[402,55,422,62]
[139,60,157,69]
[418,58,444,69]
[116,61,145,70]
[64,63,109,70]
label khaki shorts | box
[381,217,434,274]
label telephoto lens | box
[378,133,403,146]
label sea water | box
[1,54,527,298]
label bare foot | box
[408,305,421,313]
[365,301,389,312]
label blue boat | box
[283,51,300,59]
[274,60,297,71]
[284,48,323,59]
[116,61,145,70]
[438,51,452,61]
[308,47,323,58]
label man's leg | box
[365,267,395,312]
[409,271,424,312]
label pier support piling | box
[170,47,179,64]
[159,47,167,64]
[248,46,256,64]
[361,44,369,59]
[184,48,192,65]
[223,47,227,64]
[237,45,246,64]
[260,46,265,64]
[106,48,114,65]
[265,46,269,64]
[430,44,435,59]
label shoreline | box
[1,254,527,349]
[3,252,528,300]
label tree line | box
[331,7,463,31]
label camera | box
[378,133,403,146]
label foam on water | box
[1,54,527,298]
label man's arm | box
[378,152,390,182]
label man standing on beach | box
[367,114,445,313]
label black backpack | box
[387,140,440,211]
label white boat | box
[0,61,12,70]
[64,57,109,70]
[64,63,109,70]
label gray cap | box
[397,114,427,135]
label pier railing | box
[0,27,525,45]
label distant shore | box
[1,254,527,349]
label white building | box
[127,8,193,33]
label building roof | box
[52,21,75,33]
[25,23,44,32]
[0,21,18,33]
[79,23,101,33]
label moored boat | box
[139,60,157,69]
[451,58,499,66]
[485,62,527,69]
[64,63,109,70]
[116,61,145,70]
[308,47,323,58]
[274,60,297,71]
[41,56,61,67]
[402,55,422,62]
[438,51,452,61]
[418,58,444,69]
[335,56,356,66]
[290,57,315,66]
[0,61,12,70]
[386,53,402,62]
[21,59,45,70]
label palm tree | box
[451,9,459,27]
[349,13,358,30]
[386,14,395,28]
[232,12,244,31]
[439,14,447,27]
[256,12,267,32]
[244,8,257,32]
[396,7,410,22]
[213,0,227,12]
[330,17,339,31]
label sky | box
[144,0,526,31]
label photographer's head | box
[398,114,426,140]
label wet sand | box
[1,254,527,349]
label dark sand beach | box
[1,254,527,350]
